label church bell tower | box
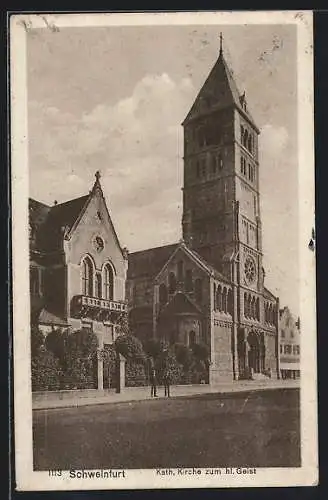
[182,35,263,294]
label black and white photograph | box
[11,11,317,490]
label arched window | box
[169,272,176,294]
[217,285,222,311]
[103,263,114,300]
[213,283,217,309]
[248,135,252,153]
[95,272,102,298]
[159,283,168,305]
[256,298,260,321]
[227,289,233,315]
[189,330,196,346]
[244,292,248,317]
[223,287,227,313]
[185,269,193,292]
[195,278,203,303]
[244,129,249,148]
[248,294,252,318]
[82,256,93,296]
[251,297,256,319]
[177,260,184,282]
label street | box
[33,388,300,470]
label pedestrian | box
[149,366,158,397]
[163,366,171,398]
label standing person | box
[149,365,157,397]
[163,366,171,398]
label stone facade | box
[127,44,279,383]
[279,307,301,379]
[29,173,128,389]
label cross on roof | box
[219,32,223,55]
[95,170,101,181]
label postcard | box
[10,10,317,490]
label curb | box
[32,384,299,411]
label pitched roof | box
[38,308,70,327]
[29,198,51,225]
[183,51,259,133]
[47,195,89,233]
[263,287,277,301]
[127,243,179,280]
[29,194,89,252]
[185,245,229,282]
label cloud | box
[260,124,289,157]
[29,73,194,250]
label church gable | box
[155,244,212,312]
[65,174,126,278]
[155,244,210,286]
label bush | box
[45,328,99,390]
[125,360,147,387]
[62,329,98,389]
[31,348,63,391]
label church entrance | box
[237,328,266,378]
[247,331,265,374]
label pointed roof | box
[183,48,259,133]
[127,243,179,280]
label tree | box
[115,334,146,363]
[45,328,69,366]
[173,342,193,369]
[191,342,210,363]
[143,338,168,360]
[116,312,129,336]
[30,325,45,358]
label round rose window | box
[94,236,104,252]
[244,256,256,284]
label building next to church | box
[29,172,128,389]
[127,40,280,383]
[279,307,300,379]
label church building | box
[29,172,128,389]
[127,39,280,382]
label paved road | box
[33,388,300,470]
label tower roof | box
[183,46,259,133]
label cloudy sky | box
[27,23,299,316]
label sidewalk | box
[32,379,300,411]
